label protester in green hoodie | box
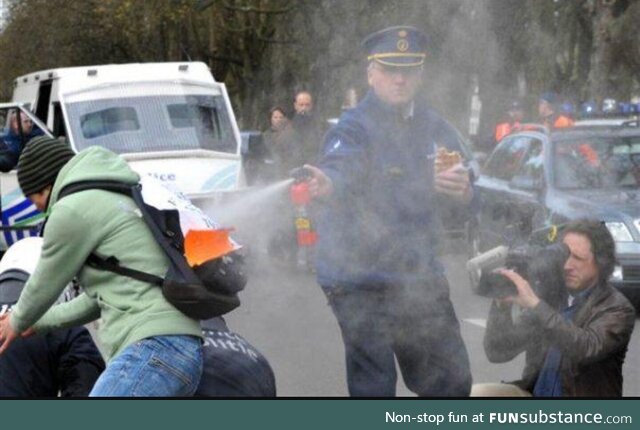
[0,136,203,397]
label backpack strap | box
[58,180,136,200]
[86,254,163,286]
[59,180,165,286]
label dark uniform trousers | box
[324,273,471,397]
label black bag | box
[58,180,246,320]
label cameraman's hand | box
[496,268,540,309]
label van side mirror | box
[510,175,543,192]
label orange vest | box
[578,144,600,167]
[553,114,574,129]
[495,121,521,143]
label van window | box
[167,104,222,142]
[80,107,140,139]
[65,93,237,154]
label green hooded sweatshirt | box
[10,146,202,361]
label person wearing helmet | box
[494,100,525,144]
[0,136,203,397]
[538,92,574,129]
[0,237,105,397]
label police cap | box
[363,26,428,67]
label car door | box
[0,103,55,250]
[475,135,543,249]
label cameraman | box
[474,219,635,397]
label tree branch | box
[222,1,297,15]
[209,55,244,67]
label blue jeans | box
[90,335,203,397]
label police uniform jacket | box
[316,91,464,289]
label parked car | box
[472,125,640,308]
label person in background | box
[263,106,301,268]
[0,110,44,172]
[538,92,574,129]
[264,105,302,178]
[291,90,324,164]
[304,25,473,397]
[494,100,525,144]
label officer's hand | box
[435,163,472,203]
[0,313,20,354]
[304,164,334,198]
[496,269,540,309]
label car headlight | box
[605,222,634,242]
[611,265,623,282]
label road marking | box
[463,318,486,328]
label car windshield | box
[63,83,237,154]
[553,135,640,190]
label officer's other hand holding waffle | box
[434,147,472,202]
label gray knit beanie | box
[17,136,76,196]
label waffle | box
[435,147,462,173]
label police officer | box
[0,238,105,397]
[305,26,472,397]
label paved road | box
[227,247,640,397]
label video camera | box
[466,226,570,306]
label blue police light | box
[619,102,632,114]
[580,101,598,117]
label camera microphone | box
[466,245,509,293]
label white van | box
[0,62,246,250]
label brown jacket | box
[484,283,635,397]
